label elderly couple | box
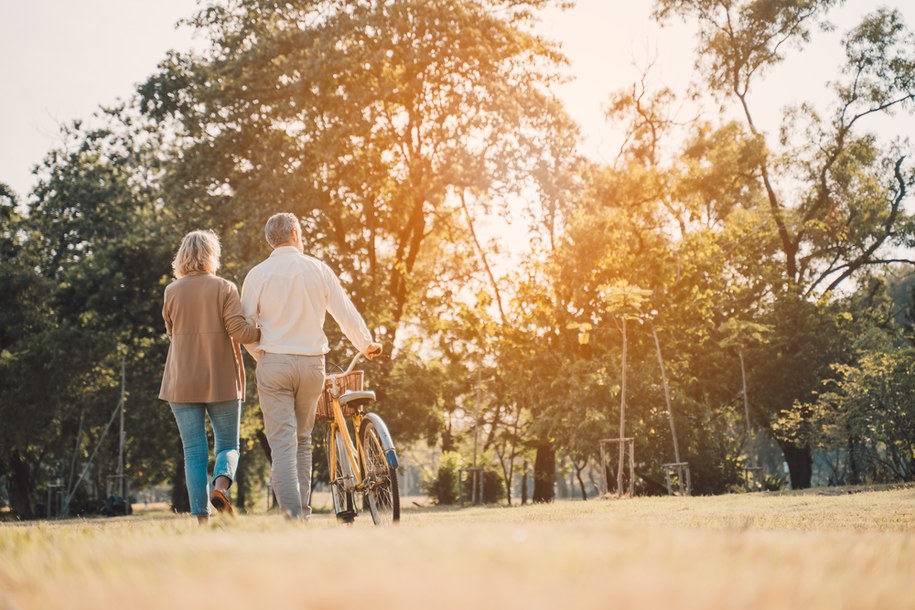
[158,212,382,524]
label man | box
[241,212,382,519]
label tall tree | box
[0,109,178,517]
[139,0,573,335]
[655,1,915,486]
[136,0,579,467]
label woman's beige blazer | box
[159,272,260,403]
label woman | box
[159,230,260,524]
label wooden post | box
[617,318,628,498]
[599,442,608,495]
[459,469,464,507]
[652,325,681,464]
[663,462,691,496]
[739,349,751,434]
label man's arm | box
[323,263,378,357]
[239,268,262,362]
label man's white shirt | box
[240,246,373,360]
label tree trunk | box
[256,428,272,461]
[503,467,512,506]
[170,454,190,514]
[532,440,555,503]
[574,460,588,500]
[520,459,529,505]
[779,440,813,489]
[496,444,514,506]
[9,453,35,519]
[847,432,862,485]
[235,441,249,513]
[441,419,455,453]
[556,457,569,499]
[255,429,279,509]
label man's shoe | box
[210,489,236,517]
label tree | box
[140,0,572,330]
[0,183,53,517]
[0,108,178,517]
[136,0,579,464]
[655,1,915,486]
[778,346,915,484]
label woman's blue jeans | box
[169,400,241,516]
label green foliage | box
[763,474,785,492]
[4,0,915,516]
[2,0,579,517]
[600,281,653,318]
[461,467,505,505]
[424,451,462,505]
[776,346,915,483]
[654,0,841,95]
[717,319,772,350]
[139,0,575,333]
[134,0,580,477]
[422,450,504,505]
[0,109,178,518]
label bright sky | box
[1,1,914,201]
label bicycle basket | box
[315,370,364,420]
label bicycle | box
[316,352,400,525]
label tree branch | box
[459,188,507,325]
[821,156,909,294]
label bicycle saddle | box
[338,390,376,407]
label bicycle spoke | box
[360,419,400,525]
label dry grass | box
[2,486,914,610]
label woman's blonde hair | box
[172,230,221,278]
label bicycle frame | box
[324,351,401,525]
[328,412,366,492]
[326,354,369,493]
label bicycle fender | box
[364,412,399,470]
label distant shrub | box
[461,468,505,504]
[763,474,785,492]
[424,451,461,505]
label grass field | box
[2,486,913,610]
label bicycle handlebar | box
[336,345,382,376]
[343,351,364,375]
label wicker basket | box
[315,370,364,420]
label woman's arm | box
[223,281,261,344]
[162,287,174,340]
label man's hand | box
[364,342,383,360]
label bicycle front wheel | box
[359,417,400,525]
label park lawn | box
[1,486,913,610]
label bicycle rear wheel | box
[359,418,400,525]
[326,426,356,523]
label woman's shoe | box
[210,489,236,517]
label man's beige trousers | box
[255,353,325,519]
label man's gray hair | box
[265,212,301,247]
